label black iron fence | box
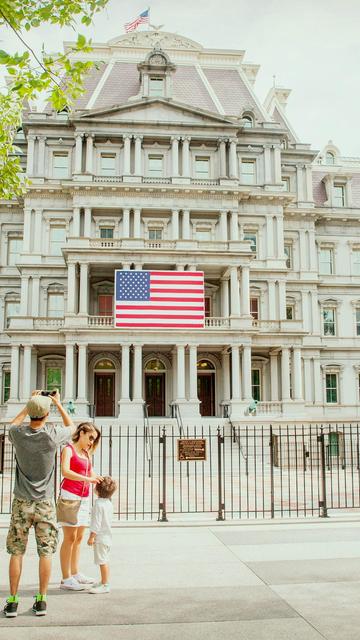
[0,423,360,520]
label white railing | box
[144,240,176,250]
[252,320,280,331]
[142,177,171,184]
[205,317,230,328]
[95,175,123,183]
[88,316,113,327]
[191,178,220,186]
[255,402,283,415]
[34,317,65,329]
[89,239,122,249]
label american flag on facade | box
[124,9,150,33]
[115,270,205,328]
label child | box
[87,476,116,594]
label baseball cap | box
[26,395,52,419]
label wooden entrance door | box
[95,373,115,416]
[197,373,215,416]
[145,373,165,416]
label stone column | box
[74,133,83,174]
[133,208,141,237]
[188,345,198,400]
[133,345,142,400]
[22,345,32,400]
[305,165,313,201]
[67,263,77,314]
[230,210,238,241]
[182,210,190,239]
[32,276,40,317]
[9,345,20,401]
[309,229,317,271]
[23,208,32,252]
[241,266,250,315]
[171,209,179,239]
[73,207,80,237]
[121,345,130,400]
[171,136,179,178]
[134,135,143,176]
[303,357,312,402]
[20,276,29,316]
[79,263,89,314]
[77,344,88,401]
[230,267,240,316]
[268,280,277,319]
[296,165,304,202]
[218,138,227,178]
[219,210,227,241]
[176,345,186,399]
[37,136,46,176]
[270,352,279,401]
[33,208,42,253]
[182,136,191,178]
[122,208,130,238]
[85,134,94,174]
[311,290,320,334]
[242,345,252,401]
[293,347,303,400]
[278,280,286,320]
[123,134,132,175]
[229,138,238,179]
[273,144,282,183]
[84,207,92,237]
[281,347,291,400]
[26,135,36,176]
[299,230,307,271]
[65,344,75,401]
[313,356,322,404]
[221,278,229,317]
[222,350,231,403]
[266,215,274,257]
[264,144,272,183]
[231,345,241,399]
[276,215,284,258]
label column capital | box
[85,133,95,139]
[134,134,143,141]
[123,133,133,140]
[171,135,181,143]
[75,132,84,139]
[181,135,191,143]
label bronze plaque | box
[177,438,206,461]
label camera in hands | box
[40,390,57,397]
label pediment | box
[77,99,236,127]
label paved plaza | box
[0,516,359,638]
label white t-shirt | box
[89,498,113,545]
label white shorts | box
[94,542,111,565]
[58,488,91,528]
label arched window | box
[242,115,253,128]
[145,358,166,372]
[197,359,215,370]
[326,151,335,165]
[95,359,115,370]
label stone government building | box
[1,29,360,424]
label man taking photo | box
[4,389,75,618]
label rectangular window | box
[100,227,114,239]
[7,236,23,266]
[323,308,336,336]
[196,228,212,241]
[284,243,292,269]
[250,297,259,320]
[282,176,290,191]
[244,232,257,254]
[98,295,113,316]
[5,301,19,328]
[3,371,10,403]
[286,304,295,320]
[148,155,163,176]
[333,185,345,207]
[53,152,69,178]
[148,228,162,240]
[251,369,261,401]
[326,373,338,403]
[149,77,164,97]
[49,227,66,256]
[356,309,360,336]
[100,153,116,176]
[48,294,64,317]
[241,160,256,185]
[319,248,333,275]
[195,157,210,178]
[46,367,62,397]
[353,250,360,275]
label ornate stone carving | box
[110,31,202,51]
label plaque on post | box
[177,439,206,461]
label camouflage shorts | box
[7,497,58,557]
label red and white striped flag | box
[115,270,205,328]
[124,9,150,33]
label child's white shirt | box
[90,498,113,545]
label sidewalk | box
[0,517,360,639]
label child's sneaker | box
[3,596,18,618]
[32,595,47,616]
[60,577,86,591]
[73,572,95,584]
[88,583,110,594]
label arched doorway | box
[197,359,216,416]
[145,358,166,416]
[94,358,115,416]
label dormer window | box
[149,78,164,97]
[326,151,335,165]
[138,47,176,100]
[242,116,253,128]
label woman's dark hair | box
[72,422,101,453]
[96,476,117,499]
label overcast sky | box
[2,0,360,156]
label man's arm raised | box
[51,391,76,434]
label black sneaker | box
[32,596,47,616]
[3,598,18,618]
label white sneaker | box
[73,572,95,584]
[60,577,86,591]
[88,584,110,594]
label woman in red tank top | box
[59,422,102,590]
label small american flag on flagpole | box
[115,270,205,328]
[124,8,150,33]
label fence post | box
[318,428,328,518]
[159,427,168,522]
[269,424,275,519]
[216,427,225,521]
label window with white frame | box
[250,297,259,320]
[148,155,164,176]
[5,299,20,328]
[326,152,335,165]
[241,160,256,185]
[319,248,333,275]
[282,176,290,191]
[284,242,292,269]
[356,309,360,336]
[244,231,257,255]
[100,153,116,176]
[323,307,336,336]
[195,157,210,178]
[149,77,164,97]
[7,236,23,266]
[100,227,114,239]
[52,152,69,178]
[148,228,163,240]
[251,368,261,401]
[46,366,62,397]
[242,115,253,128]
[49,226,66,256]
[286,302,295,320]
[47,293,64,317]
[2,369,10,403]
[325,372,338,403]
[333,184,345,207]
[353,250,360,275]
